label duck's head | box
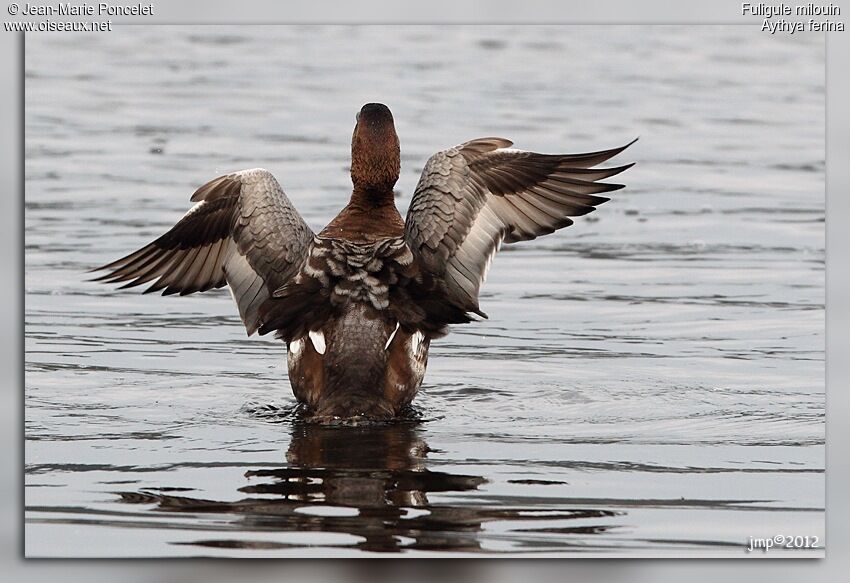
[350,103,400,193]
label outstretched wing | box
[404,137,636,316]
[90,168,314,335]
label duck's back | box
[263,203,429,418]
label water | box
[24,26,824,557]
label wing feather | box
[405,137,635,315]
[91,168,314,335]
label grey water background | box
[24,25,824,557]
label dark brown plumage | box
[91,103,635,421]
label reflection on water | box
[117,422,618,553]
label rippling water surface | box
[24,26,824,557]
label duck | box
[92,103,635,422]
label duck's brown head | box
[350,103,400,194]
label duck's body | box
[282,235,430,419]
[93,103,634,421]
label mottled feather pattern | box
[91,168,313,335]
[405,137,635,315]
[259,236,417,340]
[311,236,413,311]
[405,148,485,269]
[231,169,313,292]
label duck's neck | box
[320,184,403,241]
[349,185,396,209]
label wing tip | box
[604,136,639,160]
[601,182,626,192]
[190,173,243,202]
[459,137,514,155]
[471,307,489,319]
[86,270,113,282]
[116,279,143,290]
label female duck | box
[93,103,634,421]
